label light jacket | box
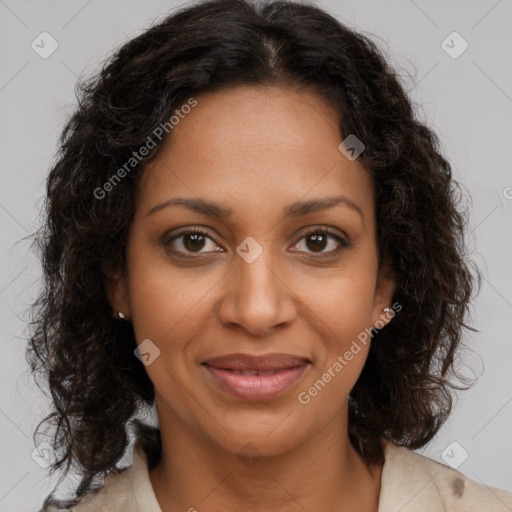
[46,438,512,511]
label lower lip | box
[203,364,309,401]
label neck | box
[149,395,383,512]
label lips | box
[203,353,310,371]
[202,353,311,400]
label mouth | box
[201,353,311,401]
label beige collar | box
[74,437,511,511]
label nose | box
[217,245,297,337]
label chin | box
[196,410,318,459]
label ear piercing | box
[121,308,392,319]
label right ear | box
[105,269,131,320]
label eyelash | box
[162,226,350,259]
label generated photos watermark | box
[93,97,198,200]
[297,301,402,405]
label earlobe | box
[371,262,396,328]
[105,269,131,321]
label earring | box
[118,311,125,319]
[383,307,392,313]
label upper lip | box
[202,353,311,371]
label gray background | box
[1,0,511,510]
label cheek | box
[296,277,374,415]
[126,241,218,342]
[296,349,367,428]
[292,259,377,399]
[296,260,378,336]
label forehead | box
[136,85,374,225]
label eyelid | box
[161,226,221,253]
[162,224,350,257]
[295,224,349,243]
[290,226,351,256]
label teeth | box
[229,369,278,375]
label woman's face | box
[108,84,395,457]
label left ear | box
[104,268,131,321]
[370,261,396,329]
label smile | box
[202,363,310,400]
[201,352,311,401]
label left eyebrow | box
[146,194,364,225]
[282,195,364,223]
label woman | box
[27,0,512,510]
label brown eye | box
[305,232,329,252]
[163,228,223,256]
[182,232,207,252]
[290,228,350,257]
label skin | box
[107,84,396,512]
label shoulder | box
[379,439,512,512]
[57,442,162,512]
[40,453,139,512]
[66,468,134,512]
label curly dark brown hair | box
[26,0,479,507]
